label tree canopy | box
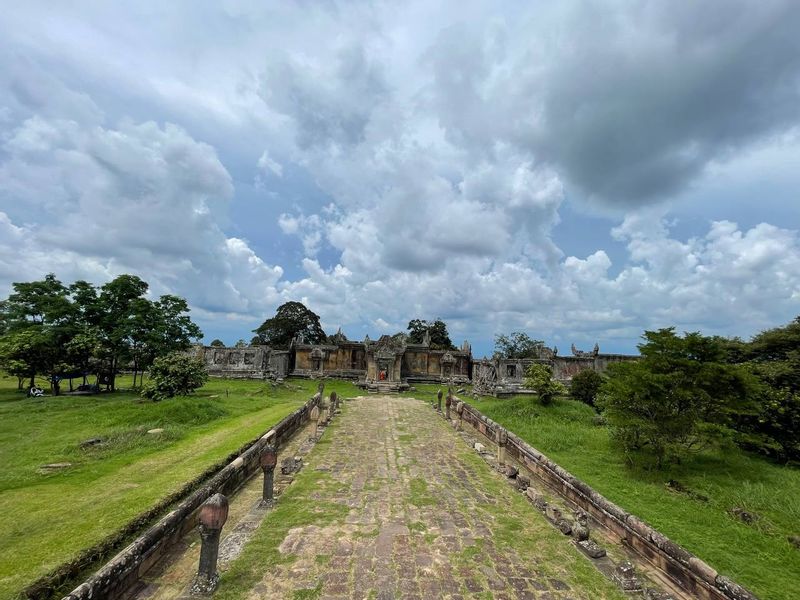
[599,328,755,468]
[406,319,456,350]
[253,301,326,348]
[0,273,202,394]
[493,332,545,359]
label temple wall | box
[198,346,288,379]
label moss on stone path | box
[208,397,627,599]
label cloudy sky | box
[1,1,799,356]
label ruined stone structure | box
[195,336,633,394]
[292,332,471,391]
[194,345,290,379]
[473,343,637,396]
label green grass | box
[0,373,360,600]
[470,393,800,600]
[214,418,351,600]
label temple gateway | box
[194,330,637,394]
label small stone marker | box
[474,442,485,453]
[260,445,277,507]
[497,430,508,466]
[147,428,164,435]
[310,406,320,421]
[436,389,442,412]
[191,493,229,595]
[572,510,589,541]
[445,389,452,419]
[612,561,642,592]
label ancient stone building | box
[290,331,471,391]
[193,345,290,379]
[472,343,637,396]
[193,335,633,393]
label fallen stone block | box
[577,539,606,559]
[556,518,572,535]
[505,465,519,479]
[612,561,642,592]
[281,456,303,475]
[474,442,485,453]
[516,475,530,491]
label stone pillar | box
[456,401,464,431]
[260,445,277,507]
[191,493,229,595]
[445,389,452,420]
[329,391,337,419]
[331,390,339,412]
[436,389,442,412]
[497,429,507,467]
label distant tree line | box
[0,274,202,395]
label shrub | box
[525,363,566,406]
[599,328,754,468]
[141,352,208,401]
[569,369,603,409]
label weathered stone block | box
[688,556,717,585]
[516,475,530,491]
[546,505,562,522]
[577,539,606,559]
[505,465,519,479]
[474,442,485,453]
[715,575,758,600]
[556,518,572,535]
[612,561,642,592]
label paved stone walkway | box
[230,397,624,599]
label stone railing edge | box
[38,392,322,600]
[454,397,758,600]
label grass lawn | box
[0,373,361,600]
[434,389,800,600]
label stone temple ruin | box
[194,330,636,394]
[473,342,637,396]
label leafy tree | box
[494,332,545,359]
[570,369,603,409]
[525,363,566,406]
[210,339,225,347]
[94,275,150,391]
[253,301,326,348]
[0,274,76,394]
[599,328,755,468]
[748,316,800,361]
[249,336,262,346]
[407,319,456,350]
[141,352,208,401]
[234,339,247,348]
[757,388,800,462]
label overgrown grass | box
[0,373,360,600]
[471,393,800,600]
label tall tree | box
[600,328,755,468]
[493,332,545,359]
[0,274,76,394]
[94,275,149,391]
[406,319,456,350]
[253,301,326,348]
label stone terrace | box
[136,396,629,599]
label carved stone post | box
[497,429,507,467]
[329,391,337,419]
[331,390,339,412]
[456,401,464,431]
[445,389,452,420]
[436,389,443,412]
[191,493,229,595]
[260,445,277,507]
